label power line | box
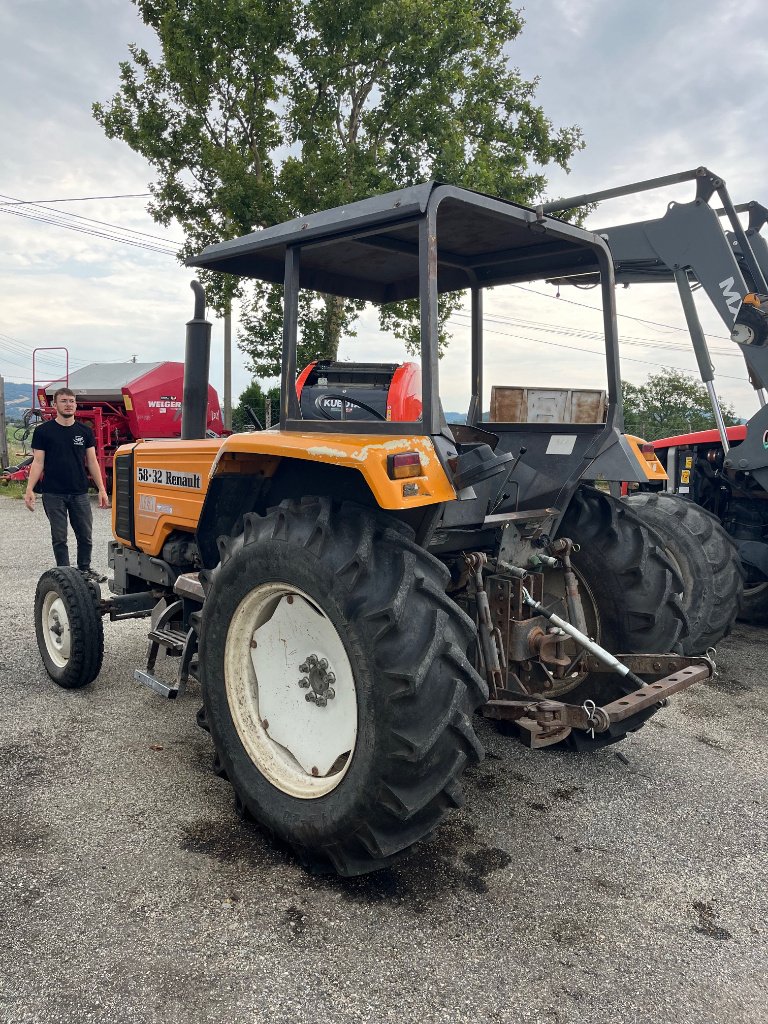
[0,331,89,369]
[1,193,152,205]
[448,316,750,383]
[0,192,184,246]
[451,310,741,359]
[510,283,733,343]
[0,371,34,382]
[0,203,179,256]
[0,350,78,376]
[0,206,179,255]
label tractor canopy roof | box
[187,182,605,302]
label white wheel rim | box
[42,591,71,668]
[224,583,358,799]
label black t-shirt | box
[31,420,96,495]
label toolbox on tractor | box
[34,182,717,876]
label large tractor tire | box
[199,498,488,876]
[34,567,104,688]
[626,492,743,653]
[740,582,768,623]
[546,485,689,749]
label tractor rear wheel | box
[34,567,104,688]
[626,492,743,653]
[741,582,768,623]
[199,498,488,876]
[558,486,687,654]
[547,485,688,748]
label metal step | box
[134,668,181,699]
[147,627,187,655]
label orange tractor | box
[34,183,726,875]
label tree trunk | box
[323,293,346,361]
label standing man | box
[24,388,110,584]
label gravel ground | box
[0,494,766,1024]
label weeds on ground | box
[0,481,25,499]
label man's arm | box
[24,450,45,511]
[85,447,110,508]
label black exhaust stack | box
[181,280,212,440]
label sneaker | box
[80,568,107,584]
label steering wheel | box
[313,393,386,422]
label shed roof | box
[46,362,164,401]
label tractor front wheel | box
[34,567,104,688]
[199,499,488,876]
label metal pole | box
[705,381,731,453]
[280,247,301,428]
[419,205,439,434]
[716,186,768,294]
[467,286,483,425]
[673,269,729,453]
[542,168,704,215]
[224,305,232,430]
[0,376,8,469]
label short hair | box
[53,388,76,401]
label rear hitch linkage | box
[465,550,716,747]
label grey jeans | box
[41,492,93,570]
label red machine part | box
[651,425,747,450]
[386,362,422,421]
[121,362,222,438]
[34,360,224,488]
[1,457,33,485]
[295,360,317,400]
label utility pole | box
[0,376,8,469]
[224,304,232,430]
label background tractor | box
[545,166,766,623]
[34,183,726,875]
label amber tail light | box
[387,452,422,479]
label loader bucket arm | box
[544,167,768,446]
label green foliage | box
[621,369,739,440]
[94,0,584,373]
[232,379,281,432]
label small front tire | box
[34,568,104,688]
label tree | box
[621,369,739,440]
[232,379,280,431]
[94,0,583,376]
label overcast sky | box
[1,0,766,422]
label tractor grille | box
[114,452,135,546]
